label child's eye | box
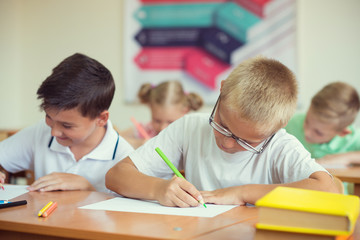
[315,130,323,137]
[63,125,72,129]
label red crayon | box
[131,117,151,140]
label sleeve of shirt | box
[271,134,329,184]
[0,121,42,173]
[348,126,360,151]
[129,116,186,179]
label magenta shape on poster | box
[134,47,197,70]
[184,48,230,90]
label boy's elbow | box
[105,163,125,193]
[310,171,341,194]
[326,182,341,194]
[105,167,116,191]
[323,175,343,194]
[105,157,134,195]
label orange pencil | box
[41,202,57,218]
[131,117,151,140]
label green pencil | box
[155,147,207,208]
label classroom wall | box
[0,0,359,130]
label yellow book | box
[255,187,360,236]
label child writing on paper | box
[119,80,203,149]
[0,53,134,192]
[106,56,338,208]
[285,82,360,193]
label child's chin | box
[56,137,71,146]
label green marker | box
[155,147,207,208]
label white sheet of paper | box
[0,184,29,200]
[79,197,237,218]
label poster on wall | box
[123,0,297,104]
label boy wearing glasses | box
[106,56,338,207]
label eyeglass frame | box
[209,96,275,154]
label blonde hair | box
[138,80,203,110]
[221,56,298,135]
[311,82,360,131]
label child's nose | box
[304,128,312,140]
[51,126,62,137]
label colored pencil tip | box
[198,199,207,208]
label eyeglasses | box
[209,96,275,154]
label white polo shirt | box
[130,113,328,191]
[0,119,134,192]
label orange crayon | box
[41,202,57,218]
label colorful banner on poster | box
[123,0,297,104]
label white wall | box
[0,0,359,130]
[297,1,360,112]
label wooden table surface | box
[1,189,359,240]
[0,190,257,240]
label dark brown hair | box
[37,53,115,119]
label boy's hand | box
[28,172,95,192]
[201,186,246,205]
[155,176,203,208]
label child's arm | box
[106,157,203,207]
[316,151,360,166]
[28,172,96,192]
[201,171,338,205]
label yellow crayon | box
[38,201,53,217]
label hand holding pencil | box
[155,147,206,208]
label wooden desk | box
[0,191,257,240]
[192,218,257,240]
[327,167,360,196]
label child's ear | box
[96,110,109,127]
[338,127,352,137]
[220,80,225,92]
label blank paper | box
[79,197,237,218]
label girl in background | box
[119,80,203,148]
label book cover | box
[255,187,360,236]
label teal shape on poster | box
[134,3,222,28]
[215,2,260,43]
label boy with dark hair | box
[0,53,134,192]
